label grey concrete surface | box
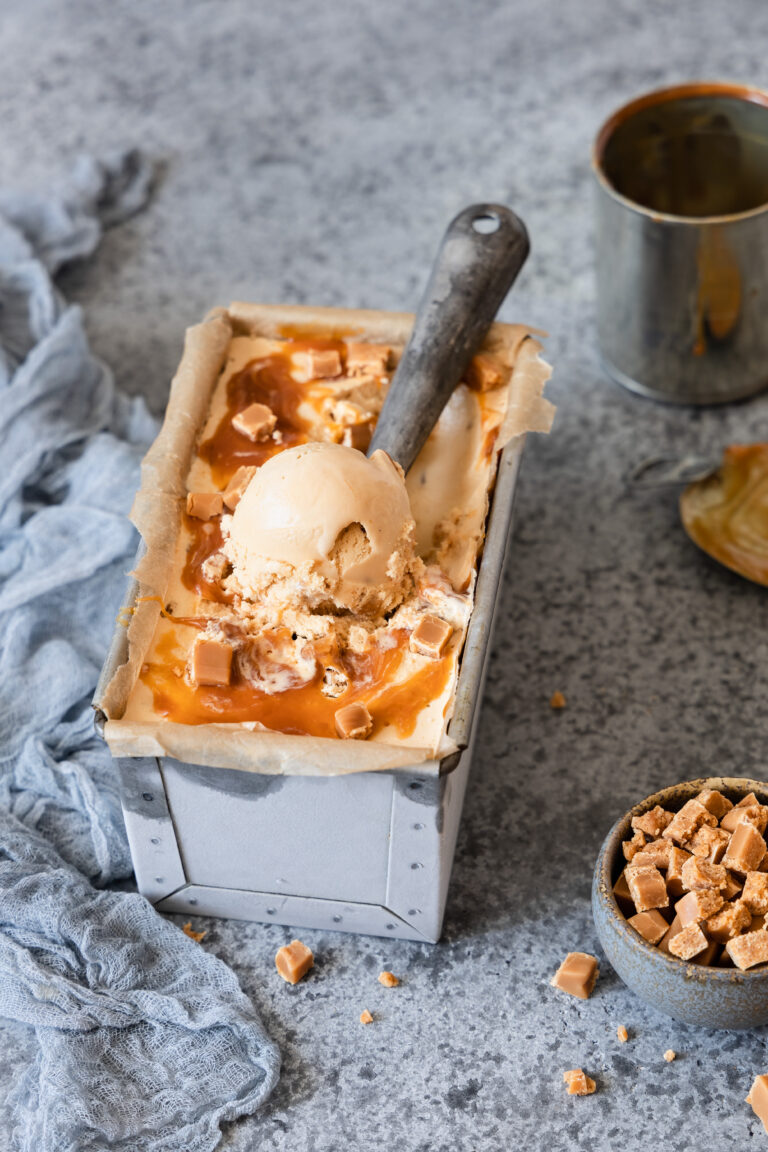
[3,0,768,1148]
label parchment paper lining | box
[101,304,553,776]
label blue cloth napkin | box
[0,152,280,1151]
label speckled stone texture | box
[3,1,768,1148]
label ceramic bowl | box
[592,776,768,1029]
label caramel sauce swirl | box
[198,338,345,488]
[180,516,231,603]
[142,627,451,739]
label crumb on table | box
[563,1069,596,1096]
[182,921,207,943]
[378,971,400,987]
[617,1025,628,1043]
[550,690,566,710]
[664,1049,676,1063]
[360,1009,374,1024]
[746,1074,768,1134]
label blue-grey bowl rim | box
[594,775,768,985]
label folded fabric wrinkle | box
[0,150,279,1152]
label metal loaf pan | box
[94,365,526,945]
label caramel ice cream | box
[225,442,422,617]
[102,303,553,774]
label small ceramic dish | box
[592,776,768,1029]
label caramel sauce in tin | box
[594,83,768,220]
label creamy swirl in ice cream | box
[224,441,423,617]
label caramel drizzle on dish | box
[682,443,768,586]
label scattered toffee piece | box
[275,939,314,984]
[747,1074,768,1134]
[182,921,207,943]
[563,1069,596,1096]
[551,952,599,1000]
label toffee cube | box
[625,864,669,912]
[551,952,599,1000]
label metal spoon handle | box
[368,203,529,473]
[627,454,719,489]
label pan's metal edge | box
[441,433,525,775]
[155,884,436,942]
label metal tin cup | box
[593,82,768,404]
